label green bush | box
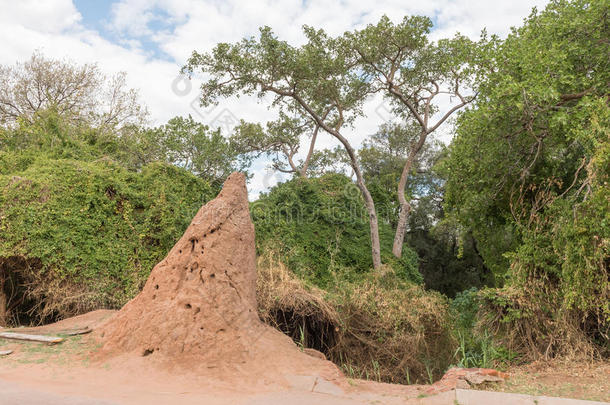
[0,154,214,322]
[449,288,517,368]
[442,0,610,358]
[251,173,422,288]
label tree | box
[183,26,384,269]
[358,123,492,295]
[252,173,422,287]
[0,51,147,130]
[442,0,609,356]
[151,115,249,186]
[359,121,438,226]
[344,16,481,258]
[232,111,320,178]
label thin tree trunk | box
[299,125,319,178]
[392,131,428,258]
[356,175,382,270]
[331,132,382,270]
[282,92,382,269]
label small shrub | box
[449,288,517,368]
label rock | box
[425,367,508,394]
[455,379,471,389]
[464,370,505,385]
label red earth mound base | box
[96,172,341,382]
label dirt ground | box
[1,311,609,404]
[0,310,433,405]
[484,360,610,403]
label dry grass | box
[1,256,107,326]
[478,286,603,362]
[256,251,454,384]
[329,269,454,384]
[484,360,610,402]
[257,252,341,355]
[23,272,104,324]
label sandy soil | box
[0,311,439,405]
[1,312,608,404]
[0,348,434,405]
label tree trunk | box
[331,132,382,270]
[357,178,382,270]
[299,125,319,178]
[286,94,381,269]
[392,131,428,258]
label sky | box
[0,0,548,197]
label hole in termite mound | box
[142,348,154,357]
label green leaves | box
[184,24,373,133]
[252,174,422,287]
[0,154,214,320]
[442,0,610,355]
[150,115,248,185]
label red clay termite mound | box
[97,172,340,381]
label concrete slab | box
[312,377,345,396]
[536,396,610,405]
[416,390,456,404]
[455,389,610,405]
[456,389,534,404]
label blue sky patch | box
[73,0,176,62]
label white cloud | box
[0,0,81,34]
[0,0,548,197]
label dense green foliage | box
[252,173,421,288]
[442,0,609,356]
[149,115,249,186]
[358,123,492,296]
[0,111,216,323]
[1,158,212,310]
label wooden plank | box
[0,350,13,356]
[64,327,92,336]
[0,332,63,344]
